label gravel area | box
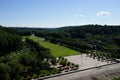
[44,54,120,80]
[45,63,120,80]
[65,54,109,69]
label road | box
[42,63,120,80]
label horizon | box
[1,0,120,28]
[1,23,120,28]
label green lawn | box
[28,36,80,57]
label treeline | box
[13,24,120,58]
[0,25,22,56]
[14,24,120,38]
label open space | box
[44,54,120,80]
[45,63,120,80]
[28,36,80,57]
[65,54,109,70]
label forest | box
[0,25,61,80]
[0,24,120,80]
[14,24,120,59]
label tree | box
[0,63,10,80]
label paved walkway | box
[65,54,108,70]
[37,54,120,80]
[44,63,120,80]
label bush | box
[32,74,38,79]
[75,64,79,68]
[19,76,25,80]
[112,77,120,80]
[67,62,71,66]
[39,70,48,77]
[60,60,67,67]
[50,68,59,74]
[26,75,31,80]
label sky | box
[0,0,120,28]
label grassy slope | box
[28,36,80,57]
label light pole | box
[81,53,83,67]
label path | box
[65,54,109,70]
[44,63,120,80]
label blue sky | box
[0,0,120,28]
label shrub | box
[39,70,48,77]
[75,64,79,68]
[50,68,59,74]
[32,74,38,79]
[112,77,120,80]
[26,75,31,80]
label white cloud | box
[96,11,111,17]
[73,14,86,18]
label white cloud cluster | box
[96,11,111,17]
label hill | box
[0,25,61,80]
[1,24,120,79]
[13,24,120,59]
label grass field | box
[28,36,80,57]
